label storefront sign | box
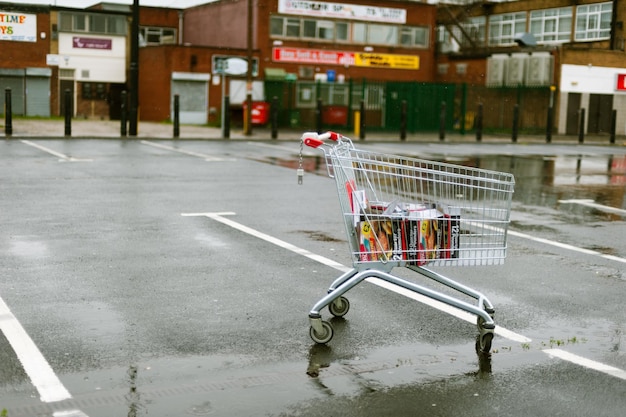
[0,11,37,42]
[277,0,406,24]
[72,37,112,50]
[273,47,419,70]
[616,74,626,91]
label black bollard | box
[439,101,446,141]
[64,89,72,137]
[546,104,553,143]
[223,95,230,139]
[4,87,12,137]
[271,96,279,140]
[120,90,127,137]
[610,109,616,144]
[512,104,519,143]
[400,100,407,141]
[578,108,585,144]
[359,100,366,140]
[316,98,323,134]
[173,94,180,138]
[475,103,483,142]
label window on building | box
[302,19,335,40]
[270,15,428,48]
[368,24,398,46]
[530,7,572,43]
[575,2,612,41]
[488,12,526,45]
[400,26,429,47]
[139,27,177,46]
[59,12,127,35]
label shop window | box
[81,83,107,100]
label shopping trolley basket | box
[300,131,515,353]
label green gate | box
[385,82,457,133]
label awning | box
[264,68,287,80]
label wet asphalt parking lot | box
[1,137,625,416]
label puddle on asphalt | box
[267,153,626,221]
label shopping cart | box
[300,131,515,353]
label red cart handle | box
[302,131,340,148]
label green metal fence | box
[264,79,551,135]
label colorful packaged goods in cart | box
[354,199,460,265]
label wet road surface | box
[0,138,625,416]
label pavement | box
[2,117,625,145]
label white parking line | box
[20,140,92,162]
[140,140,234,161]
[183,211,626,381]
[0,296,72,403]
[544,349,626,380]
[559,199,626,216]
[508,229,626,264]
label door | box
[26,76,50,117]
[171,79,208,124]
[0,76,25,115]
[588,94,613,134]
[565,92,581,135]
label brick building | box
[436,0,626,136]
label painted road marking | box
[140,140,234,161]
[508,229,626,264]
[0,296,72,402]
[559,199,626,216]
[544,349,626,381]
[183,212,626,381]
[181,212,531,343]
[20,140,92,162]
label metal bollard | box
[610,109,616,144]
[64,89,72,137]
[173,94,180,138]
[475,103,483,142]
[578,108,585,144]
[512,104,519,143]
[439,101,446,141]
[4,87,12,137]
[271,96,279,140]
[120,90,127,137]
[359,100,366,140]
[400,100,407,141]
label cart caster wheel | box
[310,321,334,344]
[476,332,494,354]
[476,311,495,331]
[328,297,350,317]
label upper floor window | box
[530,7,572,43]
[488,12,526,45]
[139,27,177,46]
[59,12,127,35]
[575,2,612,41]
[270,15,428,48]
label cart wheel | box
[476,311,495,331]
[477,332,494,354]
[328,297,350,317]
[310,321,334,344]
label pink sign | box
[73,37,112,50]
[273,47,354,66]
